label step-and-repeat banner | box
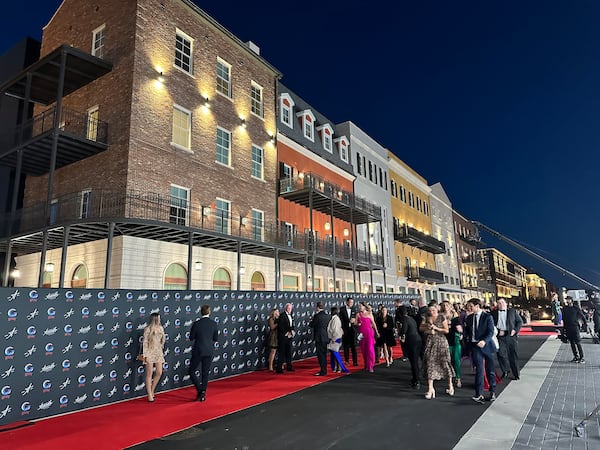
[0,288,414,425]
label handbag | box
[136,353,146,363]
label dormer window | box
[296,109,315,142]
[334,136,349,162]
[317,124,334,153]
[279,93,294,128]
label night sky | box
[2,1,599,291]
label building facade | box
[477,247,527,301]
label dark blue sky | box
[2,1,599,291]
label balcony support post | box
[379,219,387,291]
[104,223,113,289]
[59,225,70,288]
[37,229,49,287]
[274,248,280,291]
[236,240,242,291]
[186,231,193,290]
[330,195,336,291]
[2,241,12,287]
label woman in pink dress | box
[356,302,380,372]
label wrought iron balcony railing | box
[394,223,446,254]
[405,266,445,283]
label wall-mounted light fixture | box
[239,266,246,275]
[203,97,210,108]
[45,262,55,273]
[343,228,349,237]
[241,217,248,226]
[324,222,331,231]
[298,172,304,179]
[240,118,247,128]
[194,261,203,271]
[268,133,275,144]
[307,275,313,287]
[158,71,165,83]
[10,269,20,279]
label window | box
[251,272,266,290]
[71,264,88,288]
[391,180,397,197]
[169,185,189,225]
[80,190,92,219]
[379,168,384,188]
[408,192,414,207]
[164,263,187,290]
[92,25,105,59]
[212,267,231,290]
[50,199,58,225]
[216,58,231,97]
[251,209,264,241]
[282,274,299,291]
[216,127,231,166]
[296,110,315,141]
[400,185,406,202]
[174,29,193,74]
[251,81,263,117]
[215,198,231,234]
[424,201,429,216]
[283,222,294,246]
[368,161,373,182]
[317,124,333,152]
[335,137,349,162]
[280,93,294,128]
[356,152,362,175]
[42,271,52,288]
[86,106,99,141]
[251,145,263,179]
[172,105,191,150]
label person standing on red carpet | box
[276,303,295,373]
[142,313,165,402]
[309,301,330,376]
[189,305,219,402]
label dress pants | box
[342,331,357,364]
[471,345,496,396]
[189,354,212,395]
[315,341,327,374]
[277,336,293,370]
[497,334,519,377]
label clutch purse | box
[136,354,146,362]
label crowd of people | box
[136,293,595,405]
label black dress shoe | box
[513,376,520,380]
[275,369,284,374]
[287,368,295,372]
[200,392,206,402]
[501,371,508,379]
[314,372,326,376]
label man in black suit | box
[309,301,330,376]
[339,297,358,366]
[189,304,219,402]
[397,305,422,388]
[492,298,523,380]
[464,298,498,403]
[562,296,587,363]
[276,303,295,373]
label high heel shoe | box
[424,390,436,400]
[446,387,455,396]
[455,379,462,388]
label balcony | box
[0,189,384,270]
[394,223,446,254]
[279,172,381,224]
[459,232,481,246]
[406,266,445,284]
[461,255,480,266]
[0,106,109,175]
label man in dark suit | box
[188,304,219,402]
[464,298,497,403]
[492,298,523,380]
[339,297,358,366]
[397,305,422,388]
[562,296,587,363]
[309,301,330,376]
[276,303,295,373]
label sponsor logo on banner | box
[47,307,56,319]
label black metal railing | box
[279,171,381,219]
[0,189,384,266]
[406,266,445,283]
[393,223,446,254]
[0,106,109,151]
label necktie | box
[473,314,478,340]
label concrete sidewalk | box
[455,335,600,450]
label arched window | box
[71,264,88,288]
[164,263,187,290]
[212,267,231,290]
[250,271,265,291]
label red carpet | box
[3,356,370,449]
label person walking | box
[276,303,295,373]
[310,302,330,376]
[491,298,523,380]
[376,306,396,366]
[562,296,587,363]
[327,307,349,373]
[267,308,279,371]
[356,302,379,372]
[441,301,463,388]
[188,305,219,402]
[141,312,165,402]
[339,297,358,366]
[420,305,454,399]
[464,298,497,404]
[397,305,422,388]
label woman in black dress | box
[376,306,396,366]
[397,305,422,388]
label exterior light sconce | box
[194,261,203,271]
[10,269,20,279]
[269,133,275,144]
[239,266,246,275]
[45,263,55,273]
[324,222,331,231]
[343,228,349,237]
[158,71,165,83]
[307,275,313,287]
[240,118,247,128]
[203,97,210,108]
[241,217,248,226]
[298,172,304,179]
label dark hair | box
[316,301,324,309]
[398,305,408,317]
[331,306,339,315]
[201,304,211,316]
[467,298,481,307]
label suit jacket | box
[189,316,219,357]
[310,310,330,343]
[491,308,523,336]
[464,312,496,356]
[277,311,295,339]
[562,305,586,331]
[398,315,421,345]
[339,305,357,334]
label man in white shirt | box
[492,298,523,380]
